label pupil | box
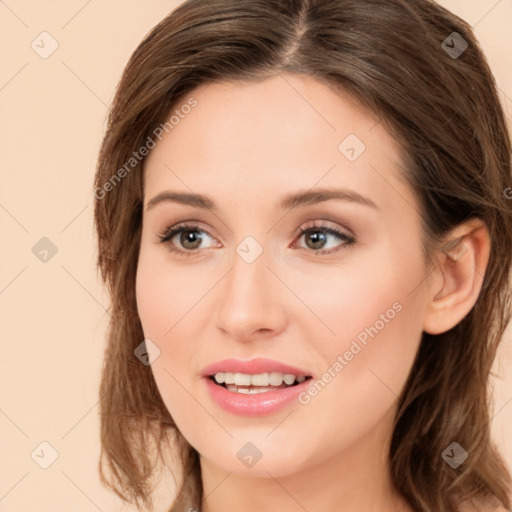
[182,230,201,249]
[308,230,326,249]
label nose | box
[214,243,288,343]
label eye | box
[155,222,219,257]
[293,221,356,255]
[155,220,356,257]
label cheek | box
[282,239,426,361]
[135,245,220,394]
[286,245,427,434]
[308,253,425,416]
[135,251,208,430]
[135,245,210,340]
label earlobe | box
[422,219,490,335]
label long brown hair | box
[93,1,512,510]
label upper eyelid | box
[294,220,354,238]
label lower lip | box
[203,377,312,416]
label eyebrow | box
[145,187,379,212]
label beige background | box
[0,1,511,510]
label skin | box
[135,73,491,512]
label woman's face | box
[136,73,433,478]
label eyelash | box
[155,221,356,258]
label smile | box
[210,371,309,394]
[201,358,314,415]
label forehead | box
[143,73,411,215]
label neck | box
[198,408,412,512]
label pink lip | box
[200,357,313,378]
[203,376,313,416]
[201,358,314,417]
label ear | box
[422,218,491,335]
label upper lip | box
[201,358,313,378]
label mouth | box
[208,372,313,394]
[202,361,315,415]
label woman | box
[93,0,512,510]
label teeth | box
[269,372,283,386]
[214,373,226,384]
[213,371,306,387]
[226,385,274,394]
[234,373,251,386]
[283,374,295,385]
[250,373,270,386]
[223,373,235,385]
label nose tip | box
[213,247,287,342]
